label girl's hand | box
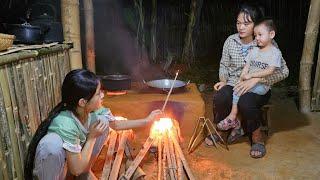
[214,81,226,91]
[88,120,109,139]
[146,109,163,123]
[234,78,260,96]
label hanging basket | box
[0,33,15,51]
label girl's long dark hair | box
[24,69,100,179]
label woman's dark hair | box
[237,1,265,23]
[24,69,100,179]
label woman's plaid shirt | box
[219,33,289,86]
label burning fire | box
[150,118,174,138]
[114,116,127,121]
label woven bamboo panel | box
[0,44,71,179]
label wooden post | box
[299,0,320,113]
[61,0,83,69]
[164,132,175,180]
[83,0,96,72]
[162,139,167,180]
[168,134,177,177]
[121,137,154,180]
[109,131,129,180]
[172,134,195,180]
[101,131,118,180]
[158,137,162,180]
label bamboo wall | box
[0,44,72,180]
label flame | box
[114,116,127,121]
[150,118,173,138]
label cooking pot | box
[143,79,190,91]
[99,75,131,91]
[6,23,44,44]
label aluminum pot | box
[143,79,190,91]
[99,74,131,91]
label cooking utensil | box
[6,22,44,44]
[143,79,190,91]
[99,74,131,91]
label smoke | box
[88,0,164,81]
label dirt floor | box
[93,87,320,179]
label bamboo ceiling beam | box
[299,0,320,113]
[61,0,83,70]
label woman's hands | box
[240,73,252,81]
[88,120,109,139]
[213,81,227,91]
[234,78,260,96]
[146,109,163,123]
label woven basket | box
[0,33,15,51]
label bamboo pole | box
[43,55,55,114]
[12,63,32,147]
[0,51,38,66]
[22,61,38,133]
[5,66,27,167]
[49,54,61,105]
[0,44,72,66]
[312,44,320,110]
[299,0,320,113]
[150,0,157,62]
[61,0,83,69]
[30,60,41,128]
[34,58,47,121]
[134,0,145,59]
[83,0,96,72]
[0,67,23,180]
[182,0,197,63]
[206,118,228,150]
[188,118,207,153]
[188,117,201,151]
[162,71,179,112]
[0,86,10,180]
